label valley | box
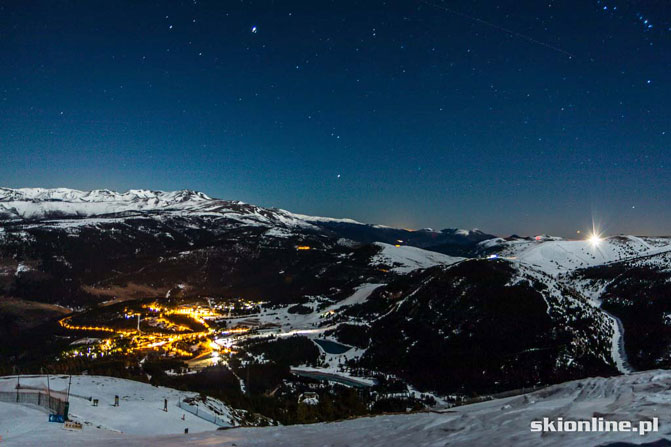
[2,188,671,432]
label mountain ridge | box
[0,187,487,237]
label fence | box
[0,386,69,418]
[177,400,230,427]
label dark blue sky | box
[1,1,669,236]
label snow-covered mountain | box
[370,242,462,273]
[0,187,212,204]
[3,186,671,430]
[0,187,494,257]
[0,187,318,230]
[568,248,671,372]
[479,234,671,274]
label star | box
[251,26,257,33]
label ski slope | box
[371,242,463,273]
[3,371,671,446]
[0,375,251,445]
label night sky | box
[1,1,669,236]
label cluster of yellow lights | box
[296,246,311,250]
[59,317,135,335]
[220,327,251,335]
[59,303,229,360]
[60,299,268,363]
[145,304,220,328]
[152,316,192,332]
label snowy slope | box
[0,187,352,226]
[509,262,631,374]
[0,374,253,445]
[370,242,463,273]
[0,189,209,219]
[0,187,376,231]
[0,188,212,204]
[0,187,321,231]
[4,371,671,446]
[481,235,671,275]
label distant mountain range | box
[0,187,495,256]
[1,187,671,401]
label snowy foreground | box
[0,375,244,445]
[2,372,671,446]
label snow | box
[325,283,384,310]
[15,263,31,275]
[288,212,367,225]
[224,283,383,340]
[0,374,247,445]
[0,189,210,221]
[609,313,634,374]
[371,242,463,273]
[506,262,621,373]
[567,278,634,374]
[0,188,489,242]
[0,187,342,237]
[612,248,671,272]
[483,235,671,275]
[290,366,376,387]
[281,212,403,230]
[4,371,671,446]
[263,227,293,238]
[216,285,381,384]
[0,188,211,204]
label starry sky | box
[0,1,669,236]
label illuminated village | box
[57,298,269,369]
